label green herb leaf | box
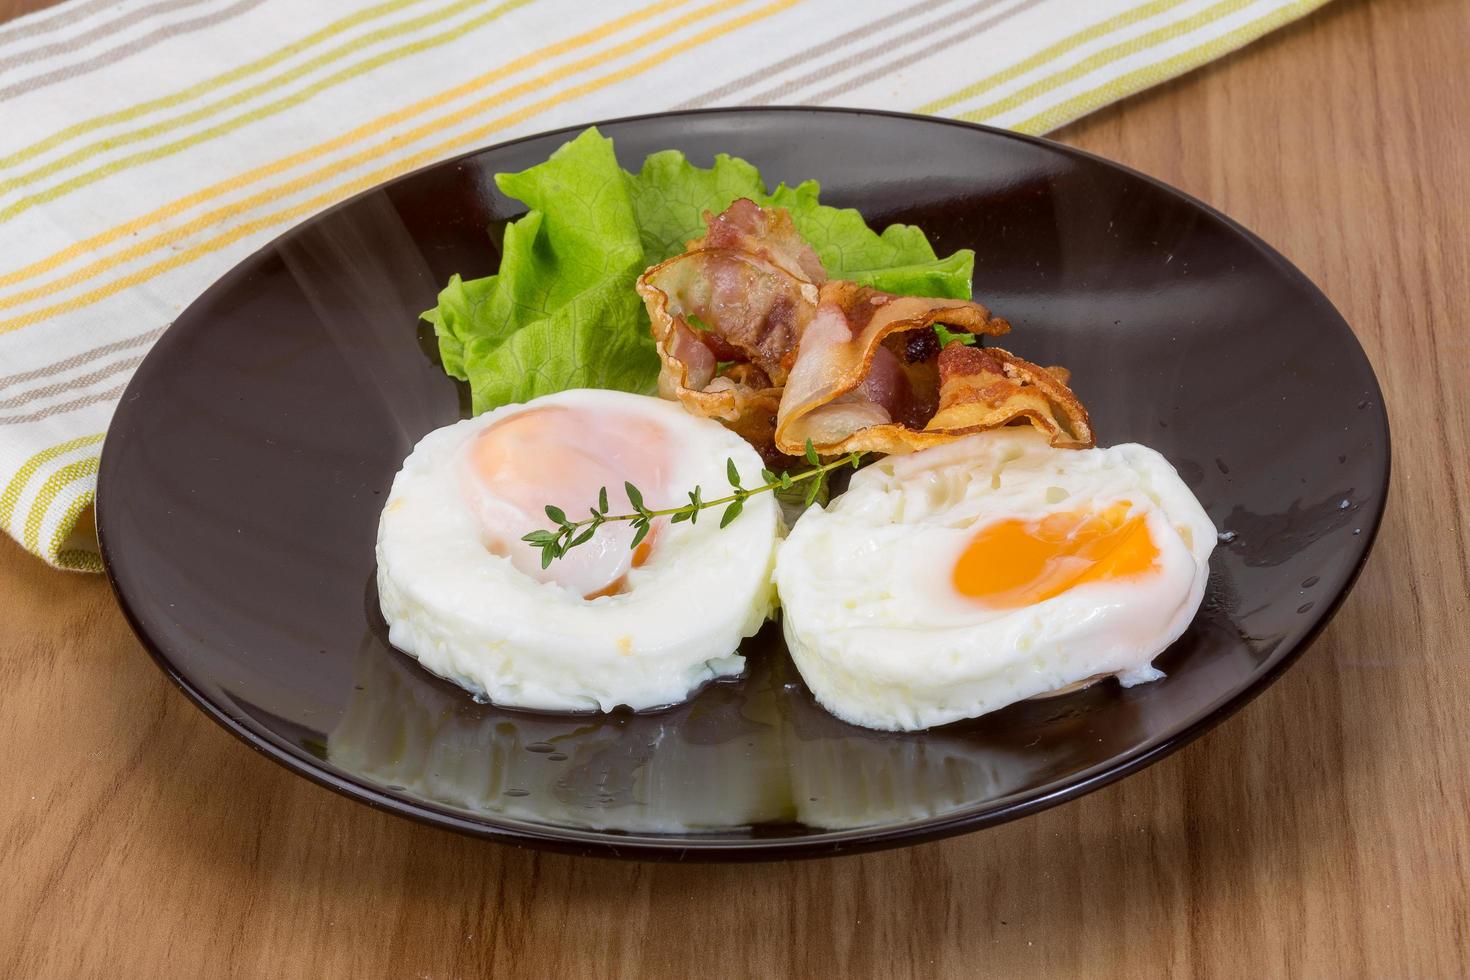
[934,324,978,347]
[805,439,820,465]
[544,505,567,526]
[598,486,609,514]
[726,458,742,488]
[625,481,645,514]
[525,450,866,565]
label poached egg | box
[775,429,1215,731]
[376,389,780,713]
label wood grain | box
[2,0,1468,975]
[0,0,61,24]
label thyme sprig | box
[522,439,863,568]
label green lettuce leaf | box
[423,272,496,381]
[489,137,646,330]
[422,127,976,414]
[426,128,658,412]
[764,181,973,298]
[460,277,650,414]
[626,150,975,297]
[627,150,769,263]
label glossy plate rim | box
[97,106,1392,861]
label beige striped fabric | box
[0,0,1331,570]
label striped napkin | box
[0,0,1330,571]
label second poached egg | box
[776,429,1215,731]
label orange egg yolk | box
[952,502,1159,609]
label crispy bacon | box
[928,344,1093,448]
[772,281,1017,455]
[638,198,1094,458]
[693,197,828,284]
[636,200,824,439]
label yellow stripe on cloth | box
[951,0,1259,124]
[0,431,104,530]
[0,0,788,334]
[0,0,536,222]
[915,0,1188,116]
[1011,0,1333,134]
[0,0,694,294]
[23,455,99,552]
[0,0,435,173]
[55,547,105,573]
[47,496,102,571]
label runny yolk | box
[951,502,1159,609]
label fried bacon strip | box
[772,281,1013,455]
[637,198,1094,459]
[926,344,1092,447]
[637,200,823,451]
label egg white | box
[776,429,1216,731]
[376,389,780,713]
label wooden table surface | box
[3,0,1468,976]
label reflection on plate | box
[331,624,1031,833]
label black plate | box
[98,108,1389,860]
